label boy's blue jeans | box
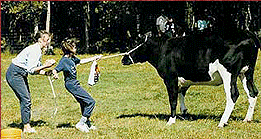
[65,79,95,118]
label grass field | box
[1,49,261,139]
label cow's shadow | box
[116,113,260,123]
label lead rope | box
[101,35,148,64]
[48,76,57,119]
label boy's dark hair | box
[61,37,80,54]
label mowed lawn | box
[1,50,261,139]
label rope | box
[101,52,128,59]
[48,76,57,118]
[101,35,148,62]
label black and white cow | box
[122,30,260,128]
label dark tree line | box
[1,1,261,54]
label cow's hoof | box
[182,114,192,121]
[243,118,252,122]
[218,124,224,128]
[166,116,176,126]
[217,122,228,128]
[181,109,188,115]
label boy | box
[52,38,102,132]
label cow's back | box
[160,32,226,82]
[158,30,259,82]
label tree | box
[1,1,47,34]
[1,1,48,53]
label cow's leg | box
[218,71,239,128]
[165,75,179,125]
[239,71,258,122]
[179,86,190,115]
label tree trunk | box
[45,1,54,55]
[46,1,51,32]
[245,3,251,30]
[84,2,90,53]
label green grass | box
[1,50,261,139]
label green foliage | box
[258,29,261,38]
[1,1,46,14]
[1,38,7,47]
[2,1,261,54]
[1,52,261,138]
[1,1,47,26]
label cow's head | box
[122,32,152,65]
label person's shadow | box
[8,120,47,129]
[56,123,74,128]
[8,120,75,129]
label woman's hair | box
[34,30,52,42]
[61,37,79,54]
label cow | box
[121,29,260,128]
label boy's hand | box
[94,55,103,61]
[45,70,53,76]
[52,70,59,80]
[53,74,59,79]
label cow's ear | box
[145,31,152,37]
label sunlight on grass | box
[1,51,261,138]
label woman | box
[6,30,56,133]
[52,38,102,133]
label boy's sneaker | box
[88,125,97,130]
[76,122,89,133]
[86,120,97,130]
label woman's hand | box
[39,70,46,75]
[44,59,56,68]
[39,70,53,76]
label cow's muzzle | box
[121,54,134,65]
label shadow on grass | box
[116,113,260,123]
[8,121,75,129]
[56,123,74,128]
[8,120,47,129]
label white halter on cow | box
[100,32,150,61]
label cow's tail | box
[253,34,261,49]
[248,31,261,49]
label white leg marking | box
[240,66,249,74]
[178,77,186,87]
[244,97,257,122]
[240,75,257,122]
[167,116,176,126]
[217,61,235,128]
[179,93,187,114]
